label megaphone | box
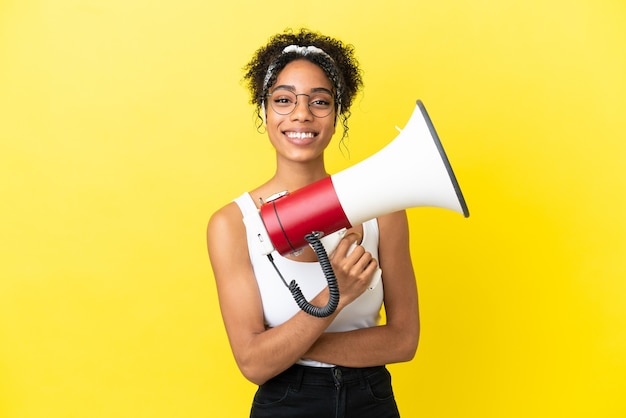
[252,100,469,256]
[246,100,469,317]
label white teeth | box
[286,131,315,139]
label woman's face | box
[264,59,336,165]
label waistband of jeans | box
[270,364,386,386]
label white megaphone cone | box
[250,100,469,257]
[332,100,468,226]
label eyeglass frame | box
[265,86,337,118]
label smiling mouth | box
[284,131,317,139]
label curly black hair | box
[243,28,363,140]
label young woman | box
[207,28,419,418]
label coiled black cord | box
[267,232,340,318]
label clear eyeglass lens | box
[267,90,334,118]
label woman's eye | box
[275,97,293,104]
[311,99,331,107]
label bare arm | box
[207,202,376,385]
[302,210,420,367]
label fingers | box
[332,232,362,259]
[352,252,378,278]
[331,235,378,278]
[344,232,362,245]
[328,232,379,305]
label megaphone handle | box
[266,232,340,318]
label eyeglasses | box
[266,89,335,118]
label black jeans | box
[250,364,400,418]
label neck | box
[273,163,328,191]
[267,156,328,193]
[251,155,330,207]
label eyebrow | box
[272,85,333,95]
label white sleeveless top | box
[234,193,384,367]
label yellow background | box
[1,0,625,416]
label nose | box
[290,95,313,121]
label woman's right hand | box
[329,232,378,309]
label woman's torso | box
[234,192,384,367]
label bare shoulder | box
[207,201,244,237]
[206,201,248,268]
